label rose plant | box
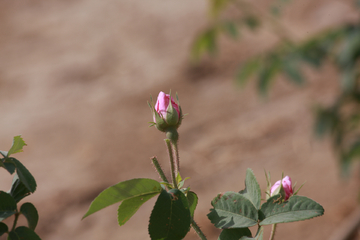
[83,91,324,240]
[0,136,41,240]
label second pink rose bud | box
[270,176,293,201]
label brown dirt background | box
[0,0,360,239]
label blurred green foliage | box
[192,0,360,176]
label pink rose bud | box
[270,176,293,201]
[152,91,182,133]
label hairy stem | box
[165,139,178,189]
[151,156,169,183]
[269,224,277,240]
[172,140,180,174]
[191,218,207,240]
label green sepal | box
[166,94,179,126]
[118,192,160,226]
[0,191,17,221]
[20,203,39,230]
[83,178,162,219]
[264,171,271,200]
[154,111,167,132]
[259,195,324,225]
[0,222,8,236]
[239,168,261,209]
[148,189,191,240]
[208,191,258,229]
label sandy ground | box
[0,0,360,239]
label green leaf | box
[2,161,15,175]
[239,168,261,209]
[176,172,182,184]
[148,189,191,240]
[83,178,161,219]
[210,0,230,17]
[236,58,260,86]
[259,195,324,225]
[117,192,159,226]
[186,191,198,217]
[9,174,32,203]
[178,177,190,189]
[0,222,8,236]
[191,28,218,60]
[8,227,41,240]
[218,228,252,240]
[8,136,27,157]
[240,227,264,240]
[20,203,38,230]
[0,191,17,221]
[257,57,281,96]
[208,192,258,229]
[10,158,37,193]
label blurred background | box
[0,0,360,239]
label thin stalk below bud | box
[165,139,178,189]
[151,157,169,183]
[269,224,277,240]
[191,218,207,240]
[172,140,180,173]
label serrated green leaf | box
[10,158,36,193]
[8,136,27,157]
[20,203,38,230]
[259,195,324,225]
[117,192,159,226]
[186,191,198,217]
[148,189,191,240]
[0,191,17,221]
[239,169,261,209]
[9,174,32,203]
[208,192,258,229]
[0,222,8,236]
[218,228,252,240]
[240,226,264,240]
[83,178,161,219]
[8,227,41,240]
